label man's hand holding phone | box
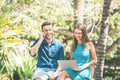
[39,32,45,40]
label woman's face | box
[74,28,82,41]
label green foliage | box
[104,47,120,79]
[0,41,36,79]
[0,54,7,76]
[0,0,73,79]
[103,77,113,80]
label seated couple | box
[30,22,97,80]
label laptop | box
[57,60,82,71]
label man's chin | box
[45,36,52,40]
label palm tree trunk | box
[94,0,111,80]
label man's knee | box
[34,78,42,80]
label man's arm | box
[30,38,43,56]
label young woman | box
[58,23,97,80]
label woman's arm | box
[84,42,97,67]
[79,42,97,69]
[88,41,97,65]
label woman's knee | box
[58,71,70,80]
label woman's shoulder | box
[87,41,93,45]
[86,41,94,49]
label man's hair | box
[41,22,52,31]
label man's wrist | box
[39,38,44,41]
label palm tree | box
[94,0,111,80]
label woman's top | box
[66,43,91,80]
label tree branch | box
[53,29,73,37]
[111,2,120,15]
[108,25,118,37]
[106,38,120,56]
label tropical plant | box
[0,0,73,79]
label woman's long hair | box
[71,23,90,51]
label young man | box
[30,22,64,80]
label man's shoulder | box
[53,38,62,44]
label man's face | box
[42,25,53,40]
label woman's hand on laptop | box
[51,66,62,80]
[54,66,62,77]
[79,64,89,70]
